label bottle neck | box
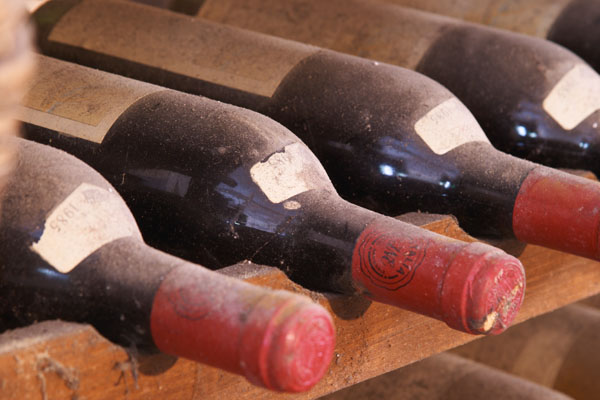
[150,257,336,392]
[287,190,525,334]
[1,230,337,391]
[350,216,524,334]
[513,165,600,260]
[438,142,536,237]
[0,234,172,351]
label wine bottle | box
[171,0,600,176]
[0,137,337,392]
[31,0,600,261]
[452,304,600,400]
[381,0,600,74]
[20,55,526,335]
[321,353,574,400]
[578,292,600,309]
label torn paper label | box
[31,183,135,273]
[250,143,320,203]
[415,98,490,154]
[543,64,600,130]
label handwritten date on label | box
[31,183,135,273]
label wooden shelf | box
[2,213,600,399]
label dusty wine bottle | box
[30,0,600,261]
[321,353,574,400]
[452,304,600,400]
[382,0,600,73]
[172,0,600,176]
[20,55,527,335]
[0,137,336,392]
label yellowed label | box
[414,98,490,154]
[197,0,448,70]
[47,0,316,98]
[385,0,572,37]
[19,55,161,143]
[250,143,320,203]
[31,183,136,273]
[543,64,600,130]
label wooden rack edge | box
[1,212,599,400]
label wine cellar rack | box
[3,0,600,398]
[2,207,600,399]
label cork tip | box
[269,302,336,392]
[440,243,525,335]
[467,254,525,335]
[241,297,335,392]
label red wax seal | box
[353,221,428,291]
[513,166,600,260]
[151,263,335,392]
[351,219,525,335]
[164,280,211,321]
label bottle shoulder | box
[270,51,460,147]
[1,139,143,269]
[102,90,335,199]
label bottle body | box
[21,55,526,334]
[179,0,600,176]
[382,0,600,73]
[382,0,572,38]
[0,137,336,392]
[29,1,600,255]
[321,353,574,400]
[453,304,600,400]
[32,0,527,239]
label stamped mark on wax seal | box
[164,278,212,321]
[414,97,490,155]
[31,183,135,273]
[250,143,319,204]
[353,224,428,291]
[543,64,600,130]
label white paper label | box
[250,143,319,203]
[414,98,490,154]
[543,64,600,130]
[31,183,135,273]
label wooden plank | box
[1,213,599,399]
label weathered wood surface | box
[1,213,599,399]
